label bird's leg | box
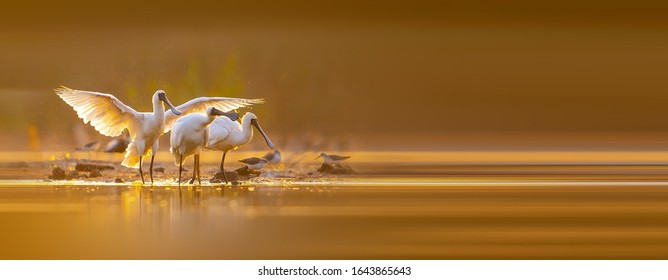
[196,154,201,186]
[189,156,197,185]
[149,155,155,185]
[149,139,159,186]
[220,152,228,184]
[139,156,145,184]
[178,155,182,201]
[219,152,225,172]
[178,155,183,187]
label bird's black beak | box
[159,92,182,115]
[251,119,275,149]
[211,108,239,121]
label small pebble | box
[210,171,241,183]
[50,167,67,180]
[89,169,102,178]
[67,170,79,180]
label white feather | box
[55,86,139,137]
[163,96,264,133]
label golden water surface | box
[1,151,668,259]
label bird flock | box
[56,86,349,186]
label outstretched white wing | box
[164,96,264,133]
[55,86,140,137]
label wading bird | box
[56,86,262,184]
[170,107,235,186]
[76,141,100,152]
[76,140,100,160]
[206,112,275,183]
[262,149,282,165]
[239,157,269,170]
[315,153,350,164]
[104,133,131,153]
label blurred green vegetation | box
[119,54,248,110]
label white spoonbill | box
[206,112,275,183]
[56,86,262,184]
[170,107,235,186]
[315,153,350,164]
[56,86,181,183]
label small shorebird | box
[239,157,269,170]
[103,133,131,153]
[56,86,262,184]
[262,149,282,165]
[170,107,233,186]
[76,141,100,152]
[76,140,100,160]
[206,112,275,183]
[315,153,350,165]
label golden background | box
[1,1,668,260]
[1,1,667,151]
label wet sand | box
[1,153,668,259]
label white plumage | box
[55,86,262,184]
[56,86,179,180]
[206,112,275,183]
[170,107,228,186]
[163,96,264,133]
[56,87,140,138]
[170,114,210,166]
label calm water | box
[1,166,668,259]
